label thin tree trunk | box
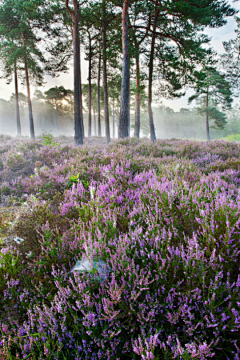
[119,0,130,139]
[88,36,92,137]
[134,54,140,138]
[22,34,35,140]
[66,0,83,145]
[79,39,84,139]
[128,74,130,136]
[14,62,21,136]
[148,6,159,142]
[97,52,102,136]
[102,0,110,144]
[206,88,210,141]
[94,108,96,135]
[113,100,115,138]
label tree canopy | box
[0,0,238,142]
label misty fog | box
[1,96,239,141]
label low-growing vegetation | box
[0,135,239,360]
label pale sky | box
[0,0,240,111]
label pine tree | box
[65,0,84,145]
[118,0,130,139]
[222,16,240,96]
[0,38,22,135]
[124,0,237,141]
[44,86,69,134]
[0,0,46,139]
[189,67,233,141]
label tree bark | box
[118,0,130,139]
[14,62,21,136]
[102,0,110,144]
[97,52,102,136]
[66,0,83,145]
[22,33,35,140]
[128,73,130,136]
[206,88,210,141]
[79,38,84,139]
[113,100,115,138]
[134,54,140,138]
[148,5,159,142]
[93,108,96,136]
[88,35,92,137]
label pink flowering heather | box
[0,136,239,359]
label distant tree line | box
[0,0,238,143]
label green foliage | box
[189,65,233,139]
[40,132,60,147]
[222,16,240,96]
[222,133,240,142]
[0,0,46,85]
[0,249,23,298]
[198,106,228,130]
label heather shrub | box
[0,136,239,360]
[157,159,202,185]
[0,247,23,298]
[207,158,240,173]
[6,197,70,258]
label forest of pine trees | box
[0,0,240,142]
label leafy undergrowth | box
[0,134,239,360]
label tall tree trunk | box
[134,54,140,138]
[148,6,159,142]
[206,88,210,141]
[14,62,21,136]
[128,75,130,136]
[118,0,130,139]
[94,108,96,135]
[66,0,83,145]
[22,34,35,140]
[97,52,102,136]
[102,0,110,144]
[79,39,84,139]
[112,100,115,138]
[88,36,92,137]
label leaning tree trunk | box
[118,0,130,139]
[88,36,92,137]
[97,52,102,136]
[102,0,110,144]
[14,62,21,136]
[206,88,210,141]
[134,54,140,138]
[22,34,35,140]
[148,6,159,142]
[66,0,83,145]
